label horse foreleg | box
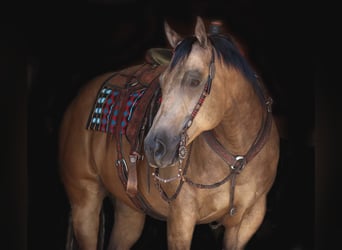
[167,206,196,250]
[107,199,146,250]
[222,195,267,250]
[69,184,105,250]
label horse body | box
[59,16,279,250]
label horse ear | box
[164,20,183,49]
[194,16,208,48]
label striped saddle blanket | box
[86,50,169,146]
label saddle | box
[87,48,172,197]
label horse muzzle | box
[144,130,179,168]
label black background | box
[1,0,341,250]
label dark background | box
[1,0,341,250]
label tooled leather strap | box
[114,63,148,196]
[126,65,166,197]
[202,103,272,167]
[201,97,273,216]
[112,63,166,219]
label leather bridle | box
[152,44,273,217]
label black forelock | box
[170,36,197,70]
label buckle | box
[230,155,246,172]
[116,159,128,172]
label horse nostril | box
[154,138,166,160]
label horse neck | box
[212,71,265,156]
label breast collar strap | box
[201,96,273,170]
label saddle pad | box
[87,85,146,135]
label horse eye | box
[190,79,201,87]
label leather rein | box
[152,47,274,216]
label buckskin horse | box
[59,16,280,250]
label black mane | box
[170,34,265,102]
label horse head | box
[144,16,247,168]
